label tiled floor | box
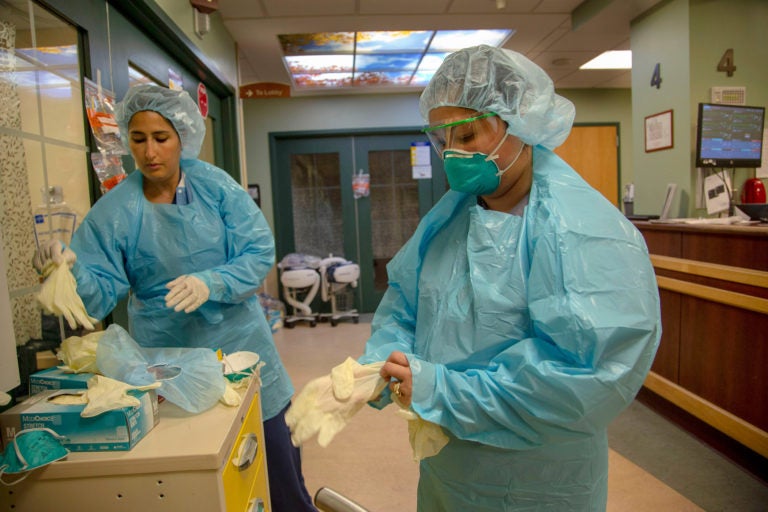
[272,319,768,511]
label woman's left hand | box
[380,351,412,407]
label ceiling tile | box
[261,0,356,17]
[358,0,452,15]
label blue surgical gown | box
[361,146,661,511]
[70,159,293,420]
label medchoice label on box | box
[29,367,94,394]
[0,388,159,451]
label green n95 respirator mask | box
[443,134,525,195]
[0,428,69,486]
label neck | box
[143,170,181,204]
[481,173,531,212]
[481,147,533,213]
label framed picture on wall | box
[644,110,674,152]
[248,184,261,208]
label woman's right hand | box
[381,351,413,407]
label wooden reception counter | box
[632,221,768,464]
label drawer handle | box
[232,432,258,471]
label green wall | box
[689,0,768,210]
[631,0,768,217]
[631,0,691,217]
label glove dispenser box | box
[0,388,159,451]
[29,367,94,394]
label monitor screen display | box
[695,103,765,168]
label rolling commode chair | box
[277,253,321,328]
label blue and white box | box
[29,367,94,394]
[0,388,159,451]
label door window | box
[290,152,344,258]
[368,149,420,291]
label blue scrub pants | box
[263,404,317,511]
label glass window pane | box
[290,152,344,258]
[368,149,419,291]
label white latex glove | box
[57,330,104,373]
[219,378,242,407]
[37,263,97,331]
[80,375,161,418]
[285,357,388,448]
[393,395,449,462]
[165,275,210,313]
[32,239,76,273]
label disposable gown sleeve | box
[70,216,132,321]
[407,217,661,450]
[189,184,275,304]
[360,191,469,408]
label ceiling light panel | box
[279,29,513,90]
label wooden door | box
[554,125,619,206]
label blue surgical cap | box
[419,45,575,150]
[115,84,205,160]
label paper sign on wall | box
[411,142,432,179]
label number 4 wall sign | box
[717,48,736,77]
[650,48,737,89]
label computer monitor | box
[695,103,765,168]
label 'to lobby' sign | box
[239,82,291,99]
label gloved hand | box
[393,397,449,462]
[32,239,76,274]
[285,358,388,447]
[37,263,97,331]
[165,275,209,313]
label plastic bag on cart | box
[96,324,226,414]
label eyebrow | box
[129,129,174,136]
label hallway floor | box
[273,318,768,511]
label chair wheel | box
[330,319,338,327]
[284,322,295,329]
[310,321,317,327]
[353,317,359,324]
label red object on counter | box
[740,178,766,203]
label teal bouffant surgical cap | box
[419,45,575,150]
[115,84,205,160]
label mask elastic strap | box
[494,139,527,177]
[0,466,32,486]
[484,132,509,164]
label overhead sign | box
[239,82,291,99]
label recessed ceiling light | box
[580,50,632,70]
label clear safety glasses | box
[423,112,506,156]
